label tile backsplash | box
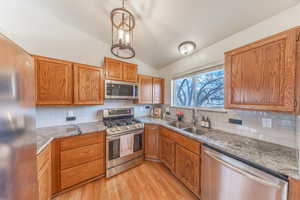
[37,100,299,149]
[36,100,153,128]
[165,106,297,148]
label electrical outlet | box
[66,110,76,121]
[262,118,272,128]
[67,110,74,118]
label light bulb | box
[118,29,124,44]
[125,32,130,45]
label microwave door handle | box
[204,150,282,189]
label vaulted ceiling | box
[1,0,299,68]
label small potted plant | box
[176,111,184,121]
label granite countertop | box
[136,117,300,180]
[36,121,106,154]
[36,117,300,180]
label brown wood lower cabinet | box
[288,177,300,200]
[37,144,52,200]
[160,135,176,172]
[51,132,106,194]
[145,124,160,160]
[147,125,202,197]
[60,159,104,189]
[175,145,200,196]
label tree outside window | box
[174,69,224,107]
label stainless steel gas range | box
[103,108,144,178]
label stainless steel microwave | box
[105,80,138,99]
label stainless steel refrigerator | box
[0,34,37,200]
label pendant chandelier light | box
[110,0,136,59]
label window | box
[173,68,224,108]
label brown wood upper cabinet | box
[35,56,73,105]
[35,56,104,105]
[153,77,164,104]
[224,27,300,112]
[136,75,164,104]
[144,124,160,160]
[73,63,104,105]
[137,75,153,104]
[104,57,137,82]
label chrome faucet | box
[192,109,197,127]
[72,124,82,135]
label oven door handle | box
[107,129,144,140]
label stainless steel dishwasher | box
[201,145,288,200]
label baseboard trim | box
[145,158,161,163]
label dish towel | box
[120,134,134,157]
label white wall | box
[0,1,159,77]
[160,2,300,104]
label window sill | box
[170,106,227,113]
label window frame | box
[172,66,225,110]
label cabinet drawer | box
[145,124,159,131]
[60,143,104,170]
[160,126,172,138]
[60,132,105,151]
[170,131,201,155]
[61,159,104,189]
[37,144,51,171]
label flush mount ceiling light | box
[178,41,196,56]
[110,0,135,59]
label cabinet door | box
[289,178,300,200]
[138,75,153,104]
[123,62,137,82]
[175,145,200,196]
[38,160,51,200]
[153,78,164,104]
[104,57,123,81]
[145,124,160,160]
[224,30,297,112]
[35,56,73,105]
[160,136,175,172]
[295,29,300,114]
[74,64,104,105]
[37,145,51,200]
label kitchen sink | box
[167,121,192,129]
[183,127,206,135]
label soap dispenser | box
[206,117,211,129]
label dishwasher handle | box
[204,149,286,189]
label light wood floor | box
[54,161,198,200]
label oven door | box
[106,129,144,169]
[105,80,138,99]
